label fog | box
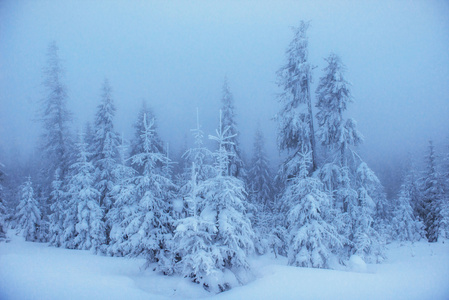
[1,0,449,194]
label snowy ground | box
[1,233,448,300]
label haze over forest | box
[1,0,449,196]
[2,2,449,298]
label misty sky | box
[1,0,449,175]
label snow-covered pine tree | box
[92,79,120,244]
[421,141,445,242]
[276,21,317,175]
[282,150,341,268]
[192,111,255,292]
[219,79,245,178]
[356,162,390,237]
[130,103,164,165]
[15,177,41,242]
[37,41,74,242]
[39,41,73,189]
[350,186,385,263]
[174,111,212,221]
[173,111,221,287]
[63,135,105,251]
[124,114,174,267]
[247,124,274,254]
[400,159,423,223]
[48,169,66,247]
[0,162,8,241]
[315,53,363,166]
[182,109,215,183]
[391,180,424,242]
[346,162,386,262]
[440,192,449,240]
[440,141,449,238]
[248,124,274,209]
[315,53,363,212]
[173,162,219,289]
[107,136,138,256]
[313,52,385,261]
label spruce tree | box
[173,112,221,288]
[315,53,363,166]
[350,187,385,263]
[391,181,424,242]
[124,114,174,266]
[219,79,245,178]
[356,162,390,236]
[315,53,363,212]
[247,125,273,209]
[347,163,385,262]
[107,136,137,256]
[182,109,215,183]
[193,111,255,292]
[65,136,105,252]
[441,141,449,238]
[92,79,120,244]
[247,124,274,254]
[276,21,317,175]
[37,41,73,240]
[130,103,164,162]
[15,177,41,242]
[283,151,341,268]
[173,163,218,289]
[0,162,7,241]
[39,41,72,185]
[421,141,445,242]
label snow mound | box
[348,255,367,273]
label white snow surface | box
[1,233,448,300]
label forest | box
[1,16,448,296]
